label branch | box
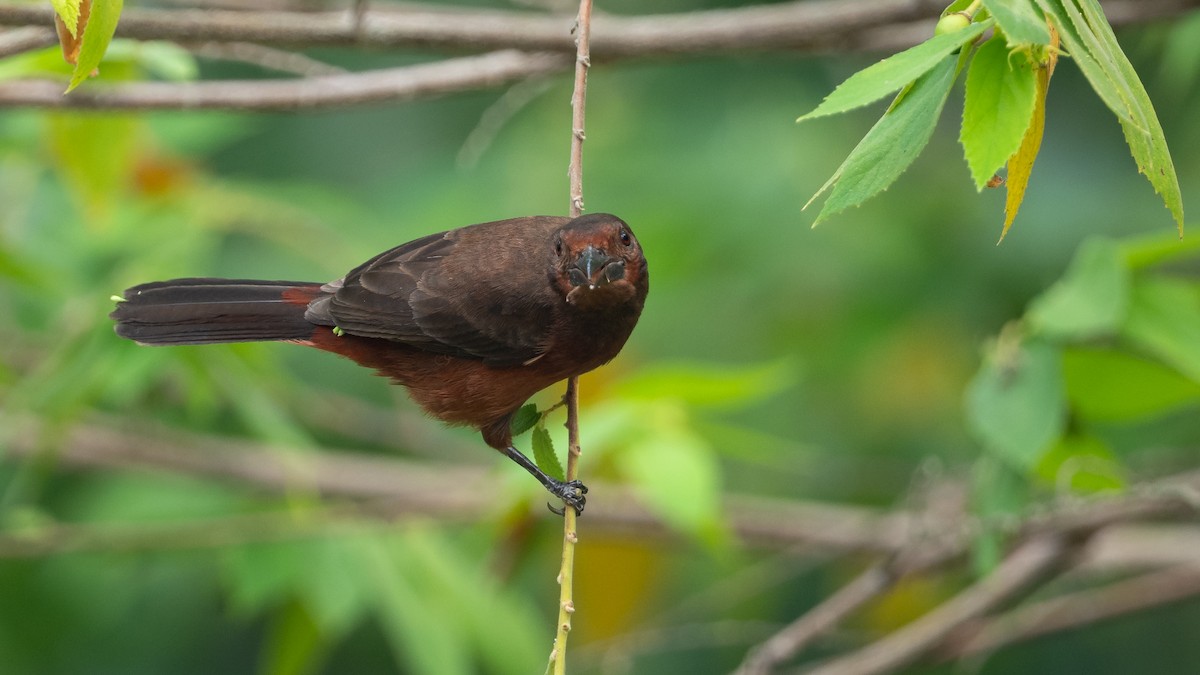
[734,562,901,675]
[803,535,1076,675]
[0,0,1191,58]
[732,483,1200,673]
[935,564,1200,662]
[6,417,1200,557]
[0,26,55,58]
[0,50,568,110]
[550,1,593,671]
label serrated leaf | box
[52,0,83,38]
[798,20,990,122]
[1026,237,1129,339]
[1001,32,1054,240]
[508,403,539,437]
[982,0,1052,45]
[1063,347,1200,422]
[809,56,960,224]
[966,339,1066,470]
[962,36,1038,190]
[66,0,123,93]
[531,426,564,482]
[1036,0,1184,235]
[1121,278,1200,383]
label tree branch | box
[0,0,1191,59]
[803,535,1077,675]
[935,564,1200,662]
[0,50,568,110]
[550,1,593,670]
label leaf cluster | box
[802,0,1184,240]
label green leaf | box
[798,20,990,122]
[808,56,961,224]
[508,403,539,437]
[1036,0,1184,235]
[359,539,473,675]
[67,0,123,93]
[614,359,794,408]
[260,599,326,675]
[961,36,1039,190]
[616,402,725,544]
[982,0,1051,45]
[966,339,1066,470]
[531,425,564,482]
[1034,434,1125,493]
[1121,278,1200,383]
[970,455,1029,575]
[51,0,83,38]
[1026,237,1129,339]
[1063,347,1200,422]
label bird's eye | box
[619,229,632,247]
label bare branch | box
[0,50,568,110]
[937,564,1200,662]
[0,0,1191,58]
[183,41,347,77]
[735,562,900,675]
[803,535,1077,675]
[0,26,55,58]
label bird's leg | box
[501,445,588,515]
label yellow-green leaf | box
[52,0,83,38]
[1001,32,1054,240]
[66,0,123,93]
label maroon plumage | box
[111,214,649,513]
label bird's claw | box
[548,479,588,516]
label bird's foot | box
[547,479,588,516]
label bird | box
[110,213,649,514]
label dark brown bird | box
[111,213,649,514]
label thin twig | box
[734,562,901,675]
[801,535,1077,675]
[9,416,1200,553]
[0,0,1188,58]
[549,1,592,672]
[0,50,568,110]
[0,26,56,58]
[935,564,1200,663]
[457,76,554,168]
[183,41,347,76]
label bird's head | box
[551,213,648,311]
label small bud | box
[935,12,972,36]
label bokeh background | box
[2,1,1200,673]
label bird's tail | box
[111,278,323,345]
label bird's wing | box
[305,225,559,367]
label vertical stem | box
[551,2,592,674]
[551,377,582,675]
[567,0,592,220]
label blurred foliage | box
[1,1,1199,673]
